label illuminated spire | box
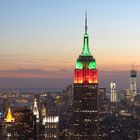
[5,107,15,123]
[85,10,88,34]
[81,11,91,56]
[33,98,39,120]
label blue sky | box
[0,0,140,88]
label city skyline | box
[0,0,140,88]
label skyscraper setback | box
[73,12,98,140]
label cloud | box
[0,68,73,78]
[0,69,46,74]
[0,69,139,89]
[0,77,72,88]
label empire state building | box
[73,12,98,140]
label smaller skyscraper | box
[110,81,118,102]
[130,66,137,102]
[5,107,15,123]
[133,94,140,119]
[43,116,59,140]
[41,104,48,125]
[125,89,132,102]
[42,104,47,117]
[33,98,39,122]
[99,88,106,106]
[4,107,15,139]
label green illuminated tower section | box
[73,12,98,140]
[74,11,98,84]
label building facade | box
[73,12,98,140]
[130,67,137,102]
[110,81,118,102]
[42,116,59,140]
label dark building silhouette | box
[4,107,34,140]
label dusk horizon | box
[1,1,140,140]
[0,70,137,89]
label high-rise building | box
[110,81,118,102]
[42,103,47,117]
[4,107,34,139]
[33,98,39,122]
[42,116,59,140]
[5,107,15,123]
[0,99,4,124]
[98,88,106,106]
[130,66,137,102]
[133,94,140,119]
[73,12,98,140]
[125,89,132,102]
[4,107,15,139]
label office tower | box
[5,107,15,123]
[42,104,48,125]
[55,95,62,106]
[4,107,15,139]
[73,12,98,140]
[65,85,73,104]
[33,98,39,122]
[125,67,137,103]
[42,116,59,140]
[133,94,140,119]
[14,107,34,139]
[98,88,106,106]
[130,66,137,102]
[110,81,118,102]
[0,99,4,123]
[41,103,47,117]
[33,115,38,140]
[5,107,34,139]
[125,89,132,102]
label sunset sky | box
[0,0,140,88]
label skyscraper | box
[130,66,137,102]
[73,12,98,140]
[4,107,34,139]
[33,98,39,121]
[5,107,15,123]
[110,81,118,102]
[42,116,59,140]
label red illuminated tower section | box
[73,12,98,140]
